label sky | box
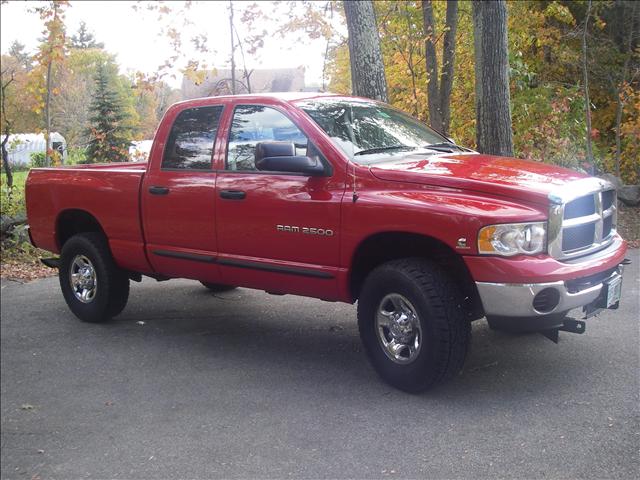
[0,0,336,89]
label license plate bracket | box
[605,275,622,309]
[582,272,623,318]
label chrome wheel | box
[69,255,97,303]
[376,293,422,364]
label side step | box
[40,257,60,269]
[541,318,586,343]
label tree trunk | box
[472,0,513,156]
[423,0,441,130]
[344,0,388,102]
[422,0,458,135]
[440,1,458,135]
[1,132,13,191]
[614,0,637,177]
[45,58,52,167]
[229,0,236,95]
[1,70,14,191]
[582,0,594,174]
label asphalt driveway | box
[1,250,638,479]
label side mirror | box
[256,154,325,176]
[255,141,326,176]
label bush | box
[30,152,47,168]
[66,147,87,165]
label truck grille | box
[548,179,617,260]
[562,223,596,251]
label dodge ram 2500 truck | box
[26,93,628,392]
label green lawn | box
[1,170,29,218]
[1,170,29,189]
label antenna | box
[351,160,358,203]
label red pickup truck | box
[26,93,627,392]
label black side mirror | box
[255,141,325,176]
[256,154,325,176]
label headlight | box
[478,222,547,256]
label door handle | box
[149,186,170,195]
[220,190,246,200]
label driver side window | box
[226,105,308,171]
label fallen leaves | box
[617,205,640,249]
[1,258,56,283]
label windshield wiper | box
[423,142,470,152]
[354,145,416,156]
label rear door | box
[141,104,225,282]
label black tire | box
[357,258,471,393]
[59,233,130,323]
[200,282,237,293]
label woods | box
[0,0,639,184]
[335,0,639,184]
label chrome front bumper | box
[476,267,623,318]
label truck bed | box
[26,164,152,274]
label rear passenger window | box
[162,106,223,170]
[227,105,308,171]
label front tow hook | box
[541,318,586,343]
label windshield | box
[296,98,450,164]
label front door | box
[215,104,344,300]
[142,104,224,282]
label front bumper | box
[476,265,623,318]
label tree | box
[51,49,116,147]
[422,0,458,135]
[581,0,594,174]
[70,21,104,49]
[8,41,33,71]
[1,63,16,191]
[32,0,68,166]
[611,1,638,176]
[86,63,131,163]
[343,0,388,102]
[472,0,513,156]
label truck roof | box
[174,91,343,106]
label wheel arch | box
[348,231,483,319]
[56,209,107,251]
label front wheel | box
[59,233,130,323]
[357,258,470,393]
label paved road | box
[1,250,638,479]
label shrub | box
[30,152,47,168]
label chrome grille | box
[548,178,617,260]
[564,195,595,219]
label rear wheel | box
[59,233,130,323]
[200,282,237,293]
[357,258,470,393]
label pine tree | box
[70,21,104,49]
[86,63,130,163]
[8,41,32,71]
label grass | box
[1,170,29,218]
[1,169,49,278]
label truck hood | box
[369,152,587,205]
